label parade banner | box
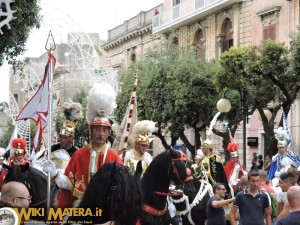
[16,55,56,149]
[112,76,138,158]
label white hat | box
[277,140,287,148]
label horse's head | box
[168,149,187,187]
[4,163,30,185]
[4,163,58,211]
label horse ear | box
[3,164,11,170]
[170,148,178,159]
[21,162,30,172]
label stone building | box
[151,0,300,167]
[102,4,164,70]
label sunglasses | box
[15,195,32,201]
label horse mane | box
[141,151,172,197]
[75,162,143,225]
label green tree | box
[115,40,221,158]
[215,39,300,156]
[0,120,14,149]
[0,0,41,65]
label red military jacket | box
[58,143,123,208]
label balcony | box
[152,0,242,34]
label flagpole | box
[121,72,138,160]
[45,30,56,214]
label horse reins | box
[154,151,187,197]
[22,170,57,207]
[143,204,168,216]
[145,150,187,216]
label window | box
[257,6,280,41]
[172,36,179,45]
[131,53,136,62]
[263,24,276,40]
[13,73,20,83]
[173,0,180,19]
[195,0,204,9]
[221,18,233,53]
[13,94,18,104]
[194,29,205,61]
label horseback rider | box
[43,82,123,208]
[51,99,82,173]
[10,138,30,166]
[191,149,204,177]
[268,127,300,189]
[197,139,232,198]
[224,141,248,195]
[123,120,155,176]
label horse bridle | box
[154,151,187,197]
[168,150,188,183]
[22,170,56,207]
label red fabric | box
[0,168,7,192]
[9,158,30,166]
[58,145,123,208]
[224,160,247,181]
[260,183,275,194]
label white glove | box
[43,160,57,177]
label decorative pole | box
[45,30,56,213]
[121,74,138,160]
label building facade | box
[102,4,164,70]
[152,0,300,167]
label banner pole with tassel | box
[45,30,56,215]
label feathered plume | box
[227,128,238,152]
[130,120,156,144]
[132,120,156,136]
[207,112,221,136]
[61,99,83,122]
[12,138,27,150]
[86,82,117,124]
[275,127,289,142]
[227,142,238,152]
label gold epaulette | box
[215,154,221,163]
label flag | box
[112,76,138,159]
[16,54,56,149]
[282,110,300,167]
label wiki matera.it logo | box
[0,207,18,225]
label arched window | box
[220,18,233,53]
[194,28,205,61]
[131,53,136,62]
[172,36,179,45]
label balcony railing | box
[152,0,241,33]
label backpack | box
[262,190,278,218]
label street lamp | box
[216,98,231,113]
[217,90,248,166]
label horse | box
[139,149,188,225]
[4,163,58,221]
[171,169,213,225]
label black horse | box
[171,170,213,225]
[139,149,187,225]
[4,163,58,221]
